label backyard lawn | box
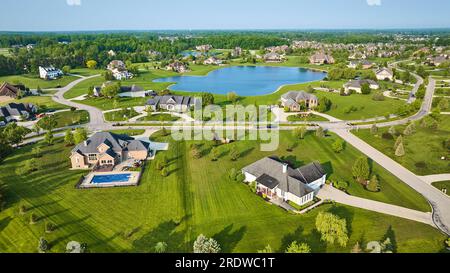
[0,75,78,89]
[39,110,89,128]
[0,96,69,111]
[0,130,444,253]
[354,116,450,175]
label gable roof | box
[71,132,146,156]
[0,82,20,98]
[146,95,193,106]
[281,91,318,102]
[242,157,322,198]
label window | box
[88,154,97,161]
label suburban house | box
[39,66,63,80]
[348,52,367,60]
[107,60,133,80]
[343,79,380,94]
[280,91,319,111]
[266,45,290,53]
[347,60,374,69]
[196,44,213,52]
[146,95,195,112]
[70,132,150,170]
[309,52,335,65]
[232,47,242,57]
[427,55,448,67]
[0,102,37,124]
[242,157,327,206]
[203,56,223,65]
[376,68,394,81]
[166,61,189,73]
[0,82,23,100]
[264,52,284,63]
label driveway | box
[317,185,434,226]
[332,129,450,235]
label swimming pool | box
[91,173,132,184]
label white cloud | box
[66,0,81,6]
[367,0,381,6]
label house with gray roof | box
[0,102,37,124]
[242,157,326,206]
[146,95,195,112]
[280,91,318,112]
[70,132,150,170]
[343,79,380,94]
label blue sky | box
[1,0,450,31]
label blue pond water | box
[153,66,327,96]
[91,173,131,184]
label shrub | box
[332,139,344,153]
[30,213,38,224]
[333,180,349,191]
[161,167,169,177]
[382,132,394,140]
[366,175,380,192]
[372,93,385,101]
[45,222,56,233]
[193,234,221,253]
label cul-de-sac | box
[0,0,449,254]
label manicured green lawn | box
[39,110,89,128]
[69,68,104,77]
[107,129,145,136]
[432,181,450,196]
[0,130,444,253]
[63,76,103,99]
[104,109,140,122]
[0,75,78,89]
[0,96,69,111]
[354,116,450,175]
[138,113,180,122]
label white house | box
[107,60,133,80]
[376,68,394,81]
[203,56,223,65]
[242,157,326,207]
[39,66,63,80]
[343,79,380,94]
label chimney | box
[282,163,288,174]
[84,140,88,146]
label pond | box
[153,65,327,96]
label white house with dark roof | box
[39,66,63,80]
[146,95,195,112]
[343,79,380,94]
[242,157,327,206]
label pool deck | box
[79,171,141,189]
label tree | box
[315,212,349,247]
[352,156,370,182]
[202,92,214,106]
[23,158,38,174]
[64,129,75,146]
[102,83,120,98]
[370,124,378,135]
[367,175,380,192]
[395,142,405,157]
[351,242,363,253]
[210,147,219,161]
[285,241,311,253]
[438,98,449,110]
[227,91,238,103]
[62,65,71,74]
[38,237,49,253]
[86,60,97,69]
[191,146,201,159]
[293,126,307,139]
[394,135,403,150]
[315,127,325,138]
[154,242,168,253]
[332,139,344,153]
[39,115,57,131]
[360,83,371,94]
[44,130,54,145]
[388,126,396,135]
[32,123,41,136]
[31,147,42,158]
[317,97,332,112]
[257,245,273,253]
[229,146,239,161]
[161,167,169,177]
[193,234,221,253]
[2,123,30,146]
[73,128,88,144]
[403,122,415,136]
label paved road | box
[317,185,434,226]
[51,74,111,131]
[419,174,450,184]
[332,128,450,235]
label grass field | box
[0,130,443,253]
[0,96,69,111]
[0,75,78,89]
[39,110,89,128]
[138,113,180,122]
[432,181,450,196]
[287,114,329,122]
[354,116,450,175]
[0,48,12,57]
